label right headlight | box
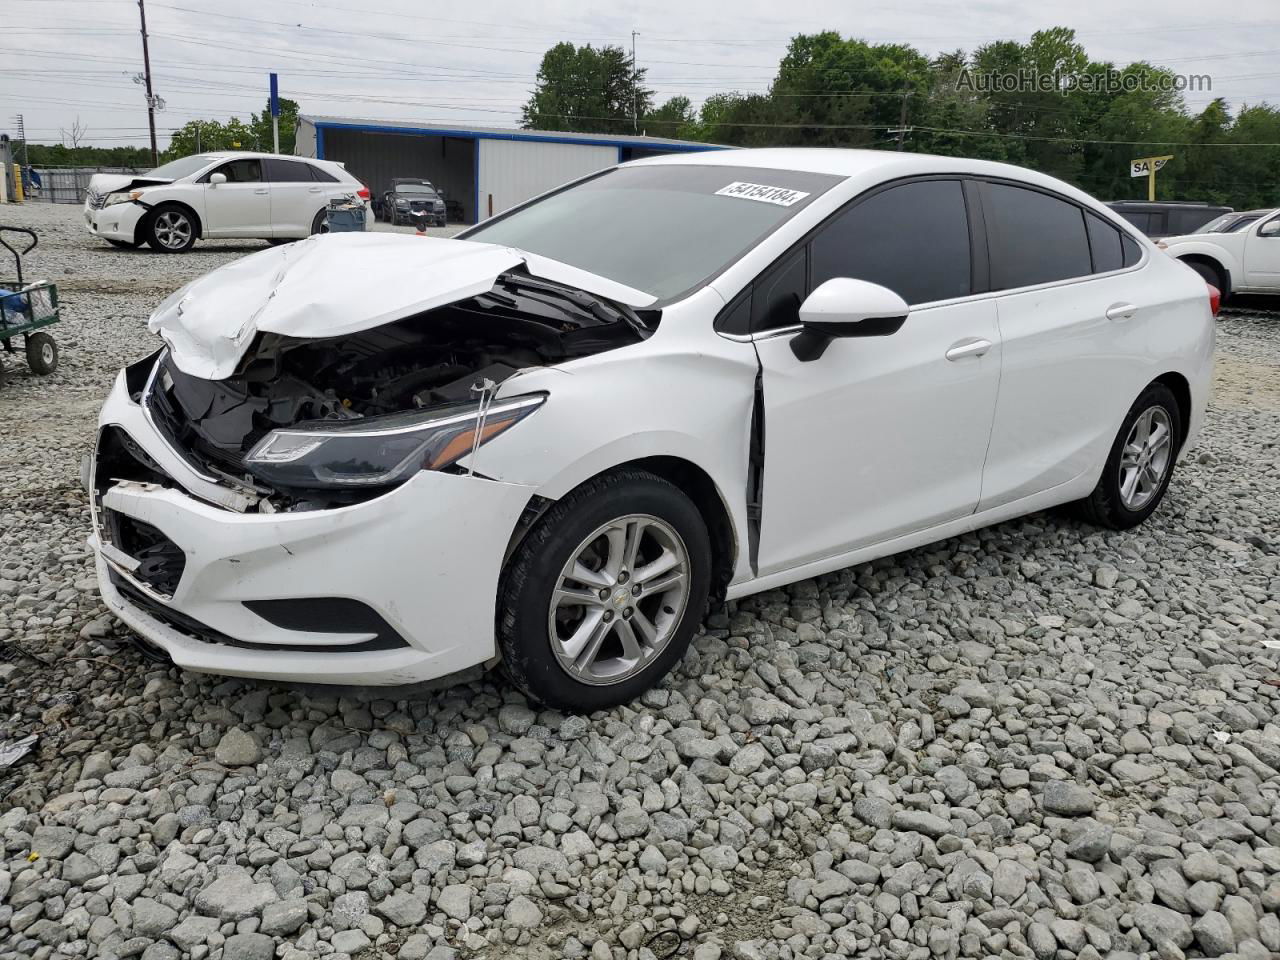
[104,190,143,206]
[244,393,546,489]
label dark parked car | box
[1107,201,1232,239]
[381,180,446,227]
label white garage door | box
[477,139,617,220]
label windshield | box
[145,154,218,180]
[463,164,842,301]
[395,184,437,196]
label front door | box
[202,158,272,237]
[1243,213,1280,290]
[752,178,1002,575]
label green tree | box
[522,42,653,133]
[644,96,696,139]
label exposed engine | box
[144,272,653,496]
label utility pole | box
[137,0,159,165]
[889,91,911,151]
[631,30,639,135]
[13,114,28,167]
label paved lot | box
[1,201,1278,960]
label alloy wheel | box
[1118,406,1173,510]
[548,514,691,686]
[154,211,192,249]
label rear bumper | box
[84,202,146,242]
[89,365,535,685]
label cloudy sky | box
[4,0,1279,151]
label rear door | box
[1242,212,1280,290]
[264,158,325,236]
[201,158,271,237]
[752,178,1003,574]
[976,181,1149,511]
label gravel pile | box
[2,202,1279,960]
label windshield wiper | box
[498,272,651,338]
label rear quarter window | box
[982,182,1092,290]
[1086,213,1126,273]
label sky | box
[4,0,1279,152]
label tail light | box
[1206,283,1221,317]
[356,186,370,201]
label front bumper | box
[84,201,146,243]
[89,365,536,685]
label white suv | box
[1162,207,1280,298]
[84,152,370,253]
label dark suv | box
[1107,201,1232,239]
[381,180,447,227]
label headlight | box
[244,394,546,489]
[104,190,143,207]
[395,199,409,207]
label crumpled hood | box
[149,233,657,380]
[89,172,171,196]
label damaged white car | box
[88,150,1216,711]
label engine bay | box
[143,272,654,505]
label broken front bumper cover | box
[90,366,536,686]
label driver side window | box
[210,159,262,184]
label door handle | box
[1106,302,1137,321]
[308,186,321,193]
[253,188,269,195]
[945,337,992,361]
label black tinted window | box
[213,159,261,183]
[265,158,318,182]
[752,247,807,333]
[309,164,339,183]
[1086,213,1125,273]
[1122,233,1143,266]
[811,179,970,305]
[984,182,1091,289]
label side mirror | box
[208,172,227,187]
[1259,219,1280,238]
[790,278,910,361]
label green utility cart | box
[0,226,60,381]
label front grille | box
[87,191,107,210]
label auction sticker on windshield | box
[715,181,811,206]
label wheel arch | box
[1175,253,1231,295]
[1151,371,1193,453]
[505,455,740,605]
[136,200,204,244]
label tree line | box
[522,28,1280,210]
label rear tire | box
[1076,382,1181,530]
[25,332,58,375]
[310,210,327,235]
[145,204,196,253]
[497,469,711,712]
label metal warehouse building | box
[295,115,724,225]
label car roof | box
[197,152,329,162]
[628,147,1109,210]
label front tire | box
[1181,258,1227,300]
[498,469,711,712]
[105,238,140,250]
[145,205,196,253]
[1076,382,1181,529]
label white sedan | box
[83,152,369,253]
[88,149,1215,711]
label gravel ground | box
[1,201,1279,960]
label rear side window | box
[1122,233,1143,266]
[983,182,1092,289]
[264,158,318,182]
[309,164,339,183]
[1086,213,1125,273]
[811,179,971,305]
